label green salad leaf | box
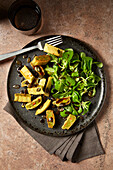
[80,52,93,73]
[60,110,69,117]
[93,62,103,68]
[66,75,76,86]
[72,91,81,103]
[81,101,91,115]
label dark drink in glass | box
[8,0,42,35]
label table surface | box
[0,0,113,169]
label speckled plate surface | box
[7,35,106,136]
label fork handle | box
[0,45,38,61]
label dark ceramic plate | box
[7,35,106,136]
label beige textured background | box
[0,0,113,169]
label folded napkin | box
[4,102,105,162]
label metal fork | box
[0,35,63,61]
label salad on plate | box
[14,43,103,130]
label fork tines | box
[45,35,63,46]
